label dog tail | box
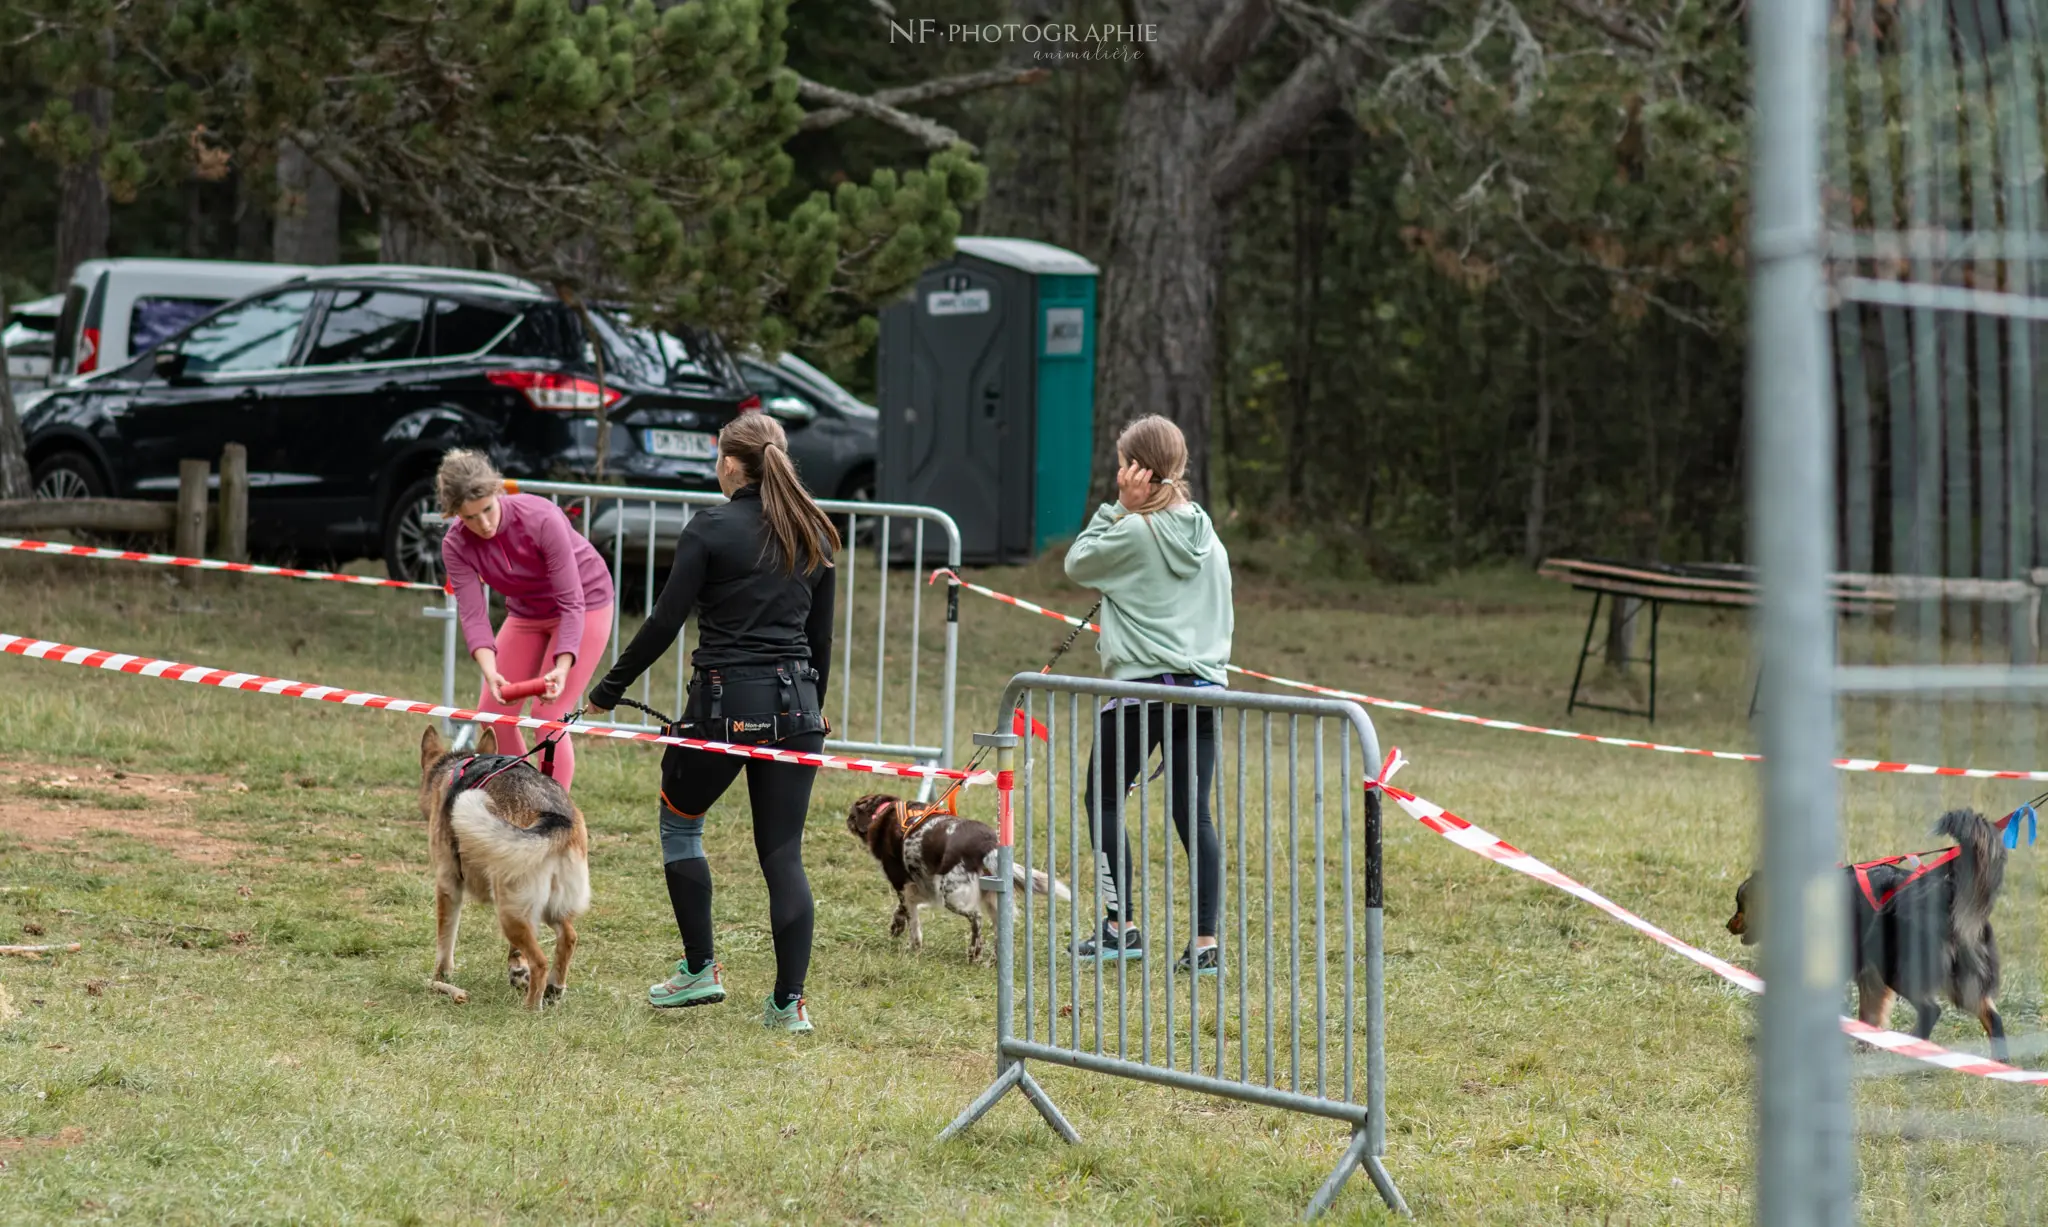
[1010,860,1072,902]
[1937,807,2005,1004]
[450,790,577,877]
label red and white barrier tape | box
[930,569,2048,784]
[0,633,991,787]
[1362,750,2048,1085]
[1,536,446,592]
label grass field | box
[3,541,2047,1224]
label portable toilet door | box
[1026,257,1098,553]
[878,237,1099,565]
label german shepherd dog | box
[846,793,1070,963]
[419,725,591,1009]
[1727,808,2007,1059]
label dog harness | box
[1845,799,2042,910]
[447,707,582,794]
[1850,847,1958,911]
[873,797,945,842]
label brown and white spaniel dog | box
[846,793,1070,963]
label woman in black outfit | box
[586,412,839,1033]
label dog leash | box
[605,692,834,740]
[909,598,1106,823]
[610,695,678,730]
[455,704,585,790]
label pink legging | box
[473,604,614,790]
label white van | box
[50,258,313,380]
[3,293,62,391]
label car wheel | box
[31,450,104,501]
[383,477,446,587]
[27,450,137,548]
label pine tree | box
[157,0,988,364]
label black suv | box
[21,267,767,582]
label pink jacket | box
[442,492,615,665]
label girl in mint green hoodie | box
[1063,416,1233,971]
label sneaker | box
[1074,921,1145,961]
[648,959,727,1009]
[763,994,814,1033]
[1175,943,1221,975]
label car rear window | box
[131,297,223,354]
[594,311,728,388]
[428,298,519,357]
[487,306,576,361]
[308,290,428,365]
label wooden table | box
[1537,558,2042,721]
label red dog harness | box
[1850,846,1959,910]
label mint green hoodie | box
[1063,500,1234,685]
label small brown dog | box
[846,793,1070,962]
[419,725,591,1009]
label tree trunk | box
[233,162,273,261]
[1088,3,1383,509]
[1524,329,1551,566]
[1284,150,1322,508]
[1606,352,1657,669]
[54,81,112,290]
[0,287,32,500]
[182,178,211,257]
[274,141,341,265]
[379,212,461,266]
[1092,65,1235,506]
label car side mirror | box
[765,394,816,426]
[153,349,188,382]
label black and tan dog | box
[847,793,1070,962]
[1727,808,2007,1059]
[419,725,591,1009]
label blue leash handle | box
[2003,803,2038,850]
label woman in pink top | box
[436,450,616,789]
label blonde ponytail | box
[1117,415,1192,515]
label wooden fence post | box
[218,443,248,562]
[175,459,209,558]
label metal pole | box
[1750,0,1851,1212]
[991,731,1021,1076]
[437,588,458,736]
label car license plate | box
[643,429,718,460]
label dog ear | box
[421,724,444,770]
[848,795,888,834]
[476,724,498,755]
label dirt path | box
[0,757,248,864]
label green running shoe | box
[763,994,814,1033]
[649,959,726,1009]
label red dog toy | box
[500,677,549,701]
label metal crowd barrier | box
[939,674,1407,1219]
[425,480,962,792]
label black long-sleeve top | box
[590,485,835,712]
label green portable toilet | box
[878,236,1099,564]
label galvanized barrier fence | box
[1753,0,2048,1215]
[939,674,1407,1219]
[425,480,961,791]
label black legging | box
[659,731,824,1003]
[1083,699,1221,938]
